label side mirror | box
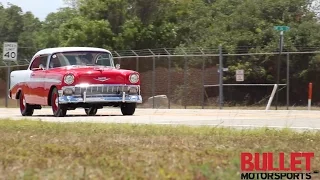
[116,64,120,69]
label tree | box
[36,7,78,48]
[58,16,114,49]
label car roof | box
[33,47,112,58]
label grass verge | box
[0,119,320,179]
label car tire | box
[85,107,98,116]
[120,103,136,115]
[51,88,67,117]
[19,91,34,116]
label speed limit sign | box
[3,42,18,61]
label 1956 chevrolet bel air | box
[8,47,142,117]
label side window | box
[30,55,48,70]
[95,53,111,66]
[39,55,48,69]
[49,54,62,68]
[30,57,40,69]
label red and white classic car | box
[8,47,142,117]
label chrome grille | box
[73,85,138,96]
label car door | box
[44,53,64,105]
[37,54,49,105]
[27,55,48,105]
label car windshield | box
[48,51,114,68]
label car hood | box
[56,66,138,84]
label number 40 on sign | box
[3,42,18,61]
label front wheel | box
[120,103,136,115]
[85,107,98,116]
[19,91,34,116]
[51,88,67,117]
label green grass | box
[0,119,320,179]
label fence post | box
[5,62,11,108]
[219,45,223,109]
[286,53,289,110]
[152,56,155,109]
[168,56,171,109]
[136,57,139,72]
[114,51,121,65]
[183,56,187,109]
[202,57,205,109]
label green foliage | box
[36,7,78,48]
[59,16,114,49]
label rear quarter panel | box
[9,70,32,99]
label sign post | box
[273,26,290,110]
[3,42,18,108]
[236,69,244,82]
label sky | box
[0,0,66,21]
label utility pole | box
[273,25,290,110]
[275,31,283,110]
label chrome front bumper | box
[57,84,142,104]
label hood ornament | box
[94,77,110,82]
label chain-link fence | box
[1,47,320,110]
[112,47,320,110]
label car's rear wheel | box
[120,103,136,115]
[51,88,67,117]
[19,91,34,116]
[85,107,98,116]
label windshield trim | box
[48,51,115,69]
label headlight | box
[63,88,74,95]
[129,74,139,83]
[128,87,138,94]
[64,74,75,85]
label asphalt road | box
[1,108,320,131]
